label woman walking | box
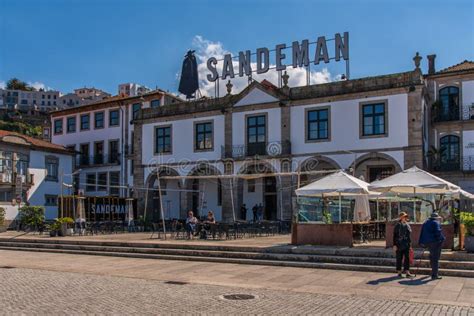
[393,212,414,278]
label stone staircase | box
[0,238,473,277]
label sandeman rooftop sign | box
[206,32,349,82]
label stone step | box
[1,237,472,261]
[1,245,473,278]
[0,242,473,275]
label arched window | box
[439,86,459,121]
[440,135,460,170]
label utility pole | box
[60,168,64,218]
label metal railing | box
[432,107,460,122]
[0,172,34,185]
[221,141,291,159]
[429,156,474,172]
[76,154,120,167]
[432,104,474,123]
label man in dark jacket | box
[393,212,413,278]
[419,212,445,280]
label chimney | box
[427,54,436,74]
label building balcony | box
[430,156,474,172]
[0,172,34,186]
[76,154,121,167]
[432,105,474,123]
[221,141,291,159]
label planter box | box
[465,236,474,253]
[292,223,353,247]
[386,222,454,249]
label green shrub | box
[19,206,45,228]
[56,217,74,228]
[461,212,474,236]
[0,207,5,226]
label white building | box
[50,90,182,199]
[425,59,474,192]
[0,88,61,112]
[0,130,74,224]
[133,57,427,222]
[118,83,151,97]
[59,87,111,109]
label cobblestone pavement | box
[0,268,473,315]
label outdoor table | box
[353,222,373,243]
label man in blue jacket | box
[419,212,445,280]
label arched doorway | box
[298,156,341,187]
[185,164,222,220]
[238,162,278,221]
[353,153,402,182]
[145,167,181,222]
[440,135,460,171]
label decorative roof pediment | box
[233,82,280,107]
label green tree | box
[6,78,35,91]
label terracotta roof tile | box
[0,130,73,154]
[438,60,474,73]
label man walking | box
[419,212,445,280]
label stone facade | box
[132,66,428,222]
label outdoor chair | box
[150,222,164,239]
[171,220,187,239]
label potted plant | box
[56,217,74,236]
[461,212,474,253]
[0,207,7,233]
[48,221,61,237]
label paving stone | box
[0,268,473,315]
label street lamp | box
[60,168,82,218]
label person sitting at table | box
[205,211,216,224]
[185,211,198,239]
[200,211,216,239]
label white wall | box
[28,151,73,219]
[196,179,222,221]
[232,108,281,145]
[1,150,73,221]
[51,107,127,197]
[242,178,263,220]
[462,80,474,106]
[290,94,409,155]
[52,109,123,153]
[141,115,225,165]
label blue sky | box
[0,0,473,96]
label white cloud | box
[189,35,341,97]
[28,81,53,91]
[0,81,5,89]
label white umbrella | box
[354,195,371,222]
[453,189,474,200]
[295,170,379,197]
[296,170,379,223]
[369,166,460,194]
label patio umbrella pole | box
[279,175,283,220]
[339,192,342,223]
[413,187,416,222]
[156,173,167,240]
[230,178,236,222]
[143,183,149,225]
[376,197,379,221]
